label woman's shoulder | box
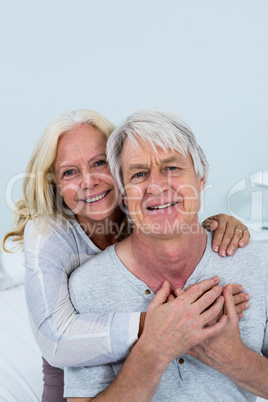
[25,214,71,235]
[24,215,78,251]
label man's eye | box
[165,166,180,174]
[133,172,145,178]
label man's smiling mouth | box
[147,202,178,210]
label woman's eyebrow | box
[57,153,107,172]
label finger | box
[235,301,250,315]
[183,276,221,303]
[201,314,227,341]
[225,225,249,256]
[230,283,243,296]
[167,294,175,302]
[238,228,250,248]
[200,295,224,325]
[209,215,228,253]
[233,291,250,305]
[223,284,239,322]
[147,281,170,311]
[195,285,223,313]
[201,218,218,232]
[174,287,185,297]
[217,220,242,257]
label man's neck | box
[116,221,207,293]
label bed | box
[0,246,42,401]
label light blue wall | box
[1,0,268,240]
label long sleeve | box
[24,218,140,368]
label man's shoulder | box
[234,240,268,264]
[70,245,114,284]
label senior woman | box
[3,109,250,402]
[65,109,268,401]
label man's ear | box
[199,176,206,191]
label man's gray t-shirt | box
[64,232,268,401]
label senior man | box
[65,109,268,401]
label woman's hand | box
[202,214,250,257]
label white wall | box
[1,0,268,240]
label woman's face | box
[54,124,121,225]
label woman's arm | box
[24,214,249,369]
[24,219,140,368]
[202,214,250,257]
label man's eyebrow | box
[126,163,149,172]
[126,155,182,172]
[160,156,182,164]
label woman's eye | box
[93,160,108,168]
[63,169,75,177]
[96,160,107,166]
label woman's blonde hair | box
[3,109,115,251]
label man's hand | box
[186,284,244,368]
[139,276,227,368]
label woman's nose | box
[81,172,100,190]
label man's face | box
[121,137,205,237]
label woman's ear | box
[57,184,63,196]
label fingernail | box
[239,241,244,247]
[214,245,219,252]
[227,248,234,256]
[245,294,250,300]
[239,286,243,291]
[221,250,226,257]
[245,302,250,309]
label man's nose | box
[146,171,168,195]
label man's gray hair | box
[106,108,209,194]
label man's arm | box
[187,285,268,399]
[66,277,227,401]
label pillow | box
[0,240,25,290]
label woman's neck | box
[77,206,125,251]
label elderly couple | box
[64,109,267,401]
[4,108,267,401]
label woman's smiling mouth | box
[80,190,110,204]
